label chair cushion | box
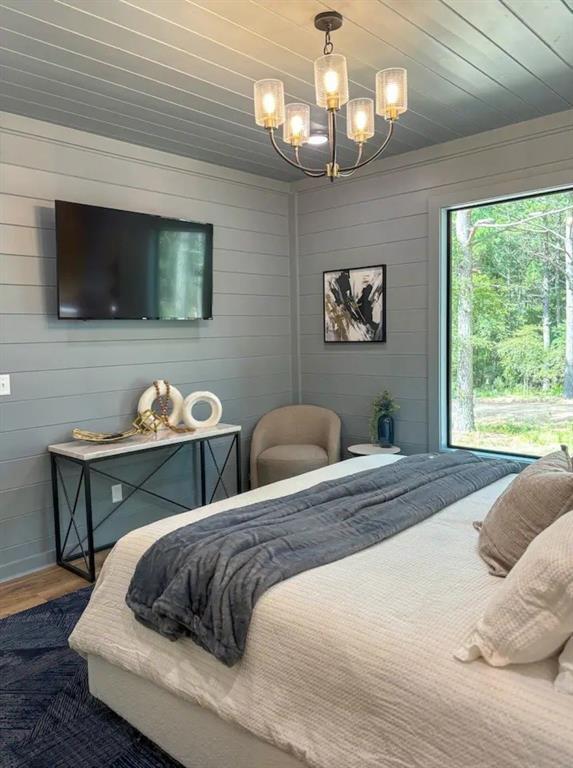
[257,444,329,486]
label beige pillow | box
[455,510,573,667]
[556,637,573,695]
[476,446,573,576]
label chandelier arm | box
[338,143,364,177]
[294,147,329,177]
[339,120,395,173]
[268,128,326,175]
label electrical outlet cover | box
[0,374,11,396]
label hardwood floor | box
[0,550,109,619]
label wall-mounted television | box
[56,201,213,320]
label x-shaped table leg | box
[57,462,90,573]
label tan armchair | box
[250,405,341,489]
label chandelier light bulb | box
[324,69,339,95]
[262,92,276,114]
[385,83,399,105]
[355,111,367,130]
[376,68,408,121]
[283,103,310,146]
[347,98,374,143]
[314,53,348,110]
[254,78,285,128]
[291,115,304,135]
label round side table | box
[348,444,400,456]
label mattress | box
[69,455,573,768]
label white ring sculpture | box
[182,391,223,429]
[137,380,184,429]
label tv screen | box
[56,201,213,320]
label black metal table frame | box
[50,431,242,583]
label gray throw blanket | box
[126,450,520,666]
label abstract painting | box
[323,265,387,343]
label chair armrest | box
[325,416,342,464]
[250,419,274,489]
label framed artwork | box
[323,265,387,343]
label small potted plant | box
[369,390,399,447]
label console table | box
[49,423,242,583]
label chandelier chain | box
[323,29,334,55]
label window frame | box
[427,173,573,463]
[444,189,573,460]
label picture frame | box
[323,264,387,343]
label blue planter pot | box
[377,415,394,447]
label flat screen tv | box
[56,201,213,320]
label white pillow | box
[455,509,573,666]
[556,636,573,694]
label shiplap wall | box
[0,112,293,581]
[293,109,573,456]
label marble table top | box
[49,423,241,461]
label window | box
[447,188,573,458]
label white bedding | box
[70,455,573,768]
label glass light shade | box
[314,53,349,110]
[283,103,310,146]
[376,68,407,120]
[254,79,285,128]
[346,98,375,142]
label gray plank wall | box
[0,112,293,581]
[293,110,573,456]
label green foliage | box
[369,390,399,442]
[450,189,572,397]
[497,325,563,390]
[457,419,573,456]
[480,421,572,443]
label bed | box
[69,454,573,768]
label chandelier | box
[253,11,407,181]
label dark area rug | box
[0,588,181,767]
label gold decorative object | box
[71,428,138,444]
[135,409,164,432]
[72,381,195,443]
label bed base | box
[87,654,307,768]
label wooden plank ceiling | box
[0,0,571,181]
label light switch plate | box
[111,484,123,503]
[0,375,11,396]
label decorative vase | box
[377,415,394,447]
